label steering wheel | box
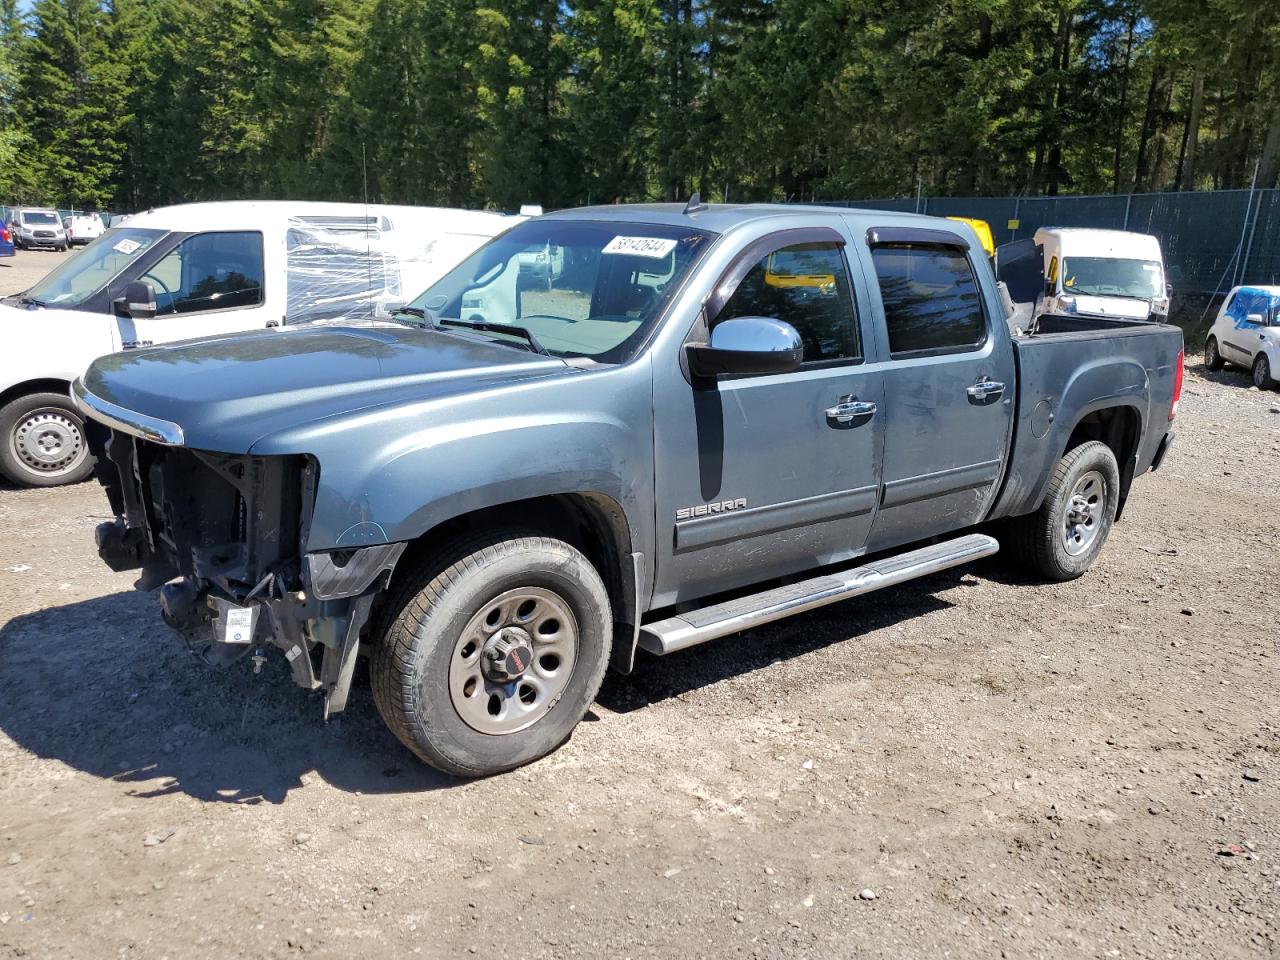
[139,272,175,311]
[518,313,578,324]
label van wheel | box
[371,531,612,777]
[1253,354,1276,390]
[0,391,95,487]
[1204,337,1224,371]
[1007,440,1120,582]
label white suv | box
[1204,285,1280,389]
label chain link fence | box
[825,188,1279,300]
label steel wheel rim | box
[1062,469,1106,556]
[448,586,579,735]
[11,408,86,476]
[1256,356,1269,386]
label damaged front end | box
[85,414,402,717]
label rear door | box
[650,231,885,607]
[856,226,1016,552]
[119,230,276,348]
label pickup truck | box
[74,203,1184,777]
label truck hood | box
[78,325,572,453]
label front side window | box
[715,242,859,364]
[871,243,986,356]
[22,228,166,307]
[142,231,264,315]
[1062,257,1163,300]
[412,220,713,362]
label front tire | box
[371,531,612,777]
[1007,440,1120,582]
[0,391,94,487]
[1253,353,1276,390]
[1205,337,1224,371]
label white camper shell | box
[0,201,525,487]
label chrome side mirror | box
[686,316,804,377]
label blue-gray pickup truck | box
[74,202,1184,776]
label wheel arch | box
[380,491,643,673]
[0,377,74,412]
[1060,402,1143,519]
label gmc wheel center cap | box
[483,627,534,682]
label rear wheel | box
[1204,336,1224,371]
[0,391,94,487]
[371,531,612,777]
[1007,440,1120,582]
[1253,353,1276,390]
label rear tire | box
[1253,353,1276,390]
[371,530,612,777]
[1007,440,1120,582]
[0,391,94,487]
[1204,337,1224,371]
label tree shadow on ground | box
[0,590,454,804]
[0,555,1036,803]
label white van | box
[63,212,106,246]
[996,228,1169,329]
[0,200,524,487]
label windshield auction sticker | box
[112,238,142,255]
[602,236,678,258]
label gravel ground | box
[0,247,71,293]
[0,259,1277,959]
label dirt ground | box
[0,254,1277,959]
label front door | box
[118,230,271,348]
[651,236,885,608]
[860,234,1015,551]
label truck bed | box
[991,313,1183,520]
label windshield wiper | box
[438,318,549,355]
[385,305,432,327]
[17,295,46,307]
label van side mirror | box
[686,316,804,378]
[114,280,156,320]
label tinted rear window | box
[871,244,986,355]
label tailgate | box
[990,322,1183,519]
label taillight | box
[1170,347,1184,421]
[0,227,9,243]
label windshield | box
[24,228,166,306]
[410,220,714,362]
[1062,257,1163,300]
[21,211,59,226]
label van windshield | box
[21,211,59,226]
[23,228,166,307]
[409,220,714,362]
[1062,257,1163,300]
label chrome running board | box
[638,533,999,655]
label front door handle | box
[966,377,1005,402]
[825,396,877,424]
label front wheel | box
[1253,353,1276,390]
[1205,336,1224,371]
[0,391,95,487]
[1007,440,1120,582]
[371,531,612,777]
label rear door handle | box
[825,397,877,424]
[966,377,1005,402]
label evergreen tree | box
[17,0,134,207]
